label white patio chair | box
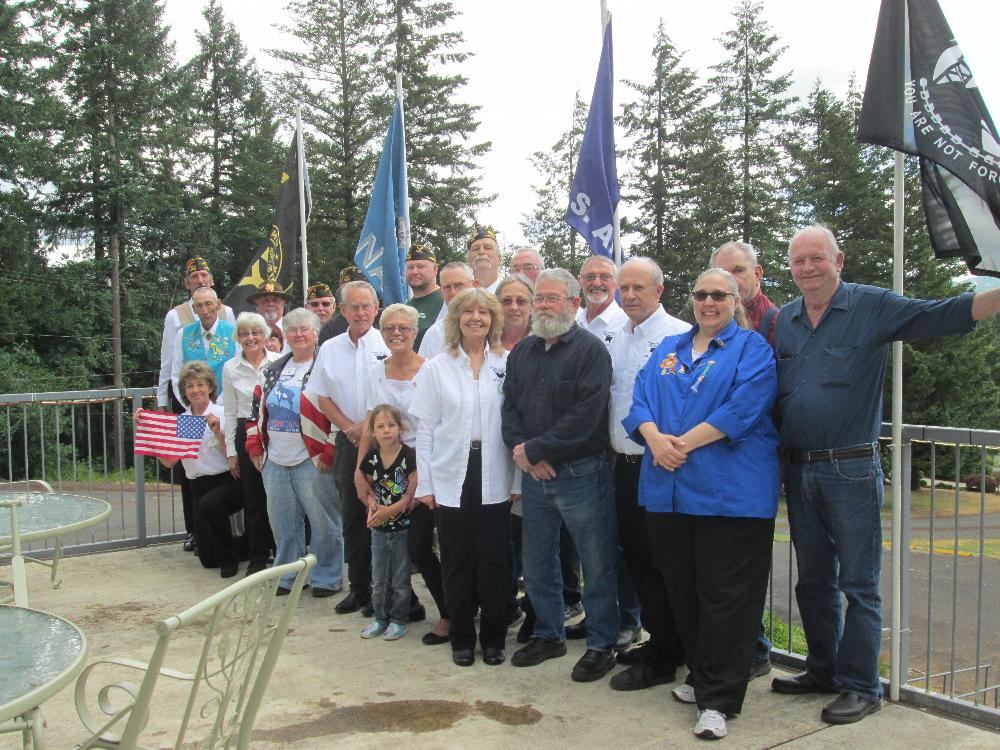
[0,498,29,606]
[72,553,316,750]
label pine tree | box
[709,0,795,276]
[521,94,588,273]
[619,22,734,313]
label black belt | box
[784,444,877,464]
[616,452,643,464]
[470,441,482,450]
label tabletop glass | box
[0,492,111,542]
[0,606,85,712]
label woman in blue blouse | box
[623,268,779,741]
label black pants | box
[408,503,448,619]
[169,387,195,534]
[236,419,275,563]
[615,456,684,670]
[334,433,371,594]
[647,511,774,717]
[435,449,510,651]
[192,471,245,569]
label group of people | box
[142,225,1000,742]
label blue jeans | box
[521,452,619,651]
[372,528,411,625]
[785,454,885,701]
[262,458,344,591]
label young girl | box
[360,404,417,641]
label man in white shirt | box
[467,225,502,294]
[417,261,475,360]
[308,281,390,615]
[576,255,627,344]
[510,247,544,283]
[604,257,690,692]
[170,287,239,405]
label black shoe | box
[220,564,239,579]
[335,591,370,614]
[516,620,533,644]
[565,619,588,640]
[311,586,341,599]
[821,692,881,724]
[276,583,309,597]
[452,648,475,667]
[571,649,616,682]
[616,643,645,665]
[408,603,427,623]
[749,658,772,680]
[771,671,838,695]
[483,647,506,666]
[361,602,375,617]
[609,661,677,691]
[182,534,197,552]
[245,560,267,577]
[511,638,567,667]
[422,631,450,646]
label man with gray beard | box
[502,268,619,683]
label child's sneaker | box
[361,620,387,639]
[383,622,407,641]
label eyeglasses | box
[381,325,414,335]
[307,300,334,308]
[500,297,531,307]
[510,264,539,273]
[533,295,568,305]
[692,290,736,302]
[237,329,263,338]
[345,302,375,312]
[581,273,614,283]
[285,326,314,336]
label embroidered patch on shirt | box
[659,353,679,375]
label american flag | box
[134,411,206,460]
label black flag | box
[858,0,1000,276]
[225,129,311,313]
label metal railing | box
[1,387,999,727]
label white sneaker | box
[672,683,697,704]
[694,709,727,740]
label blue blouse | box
[623,319,779,519]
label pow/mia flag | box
[225,129,312,313]
[858,0,1000,277]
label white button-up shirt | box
[181,402,230,479]
[221,350,280,457]
[410,347,516,507]
[366,360,421,448]
[307,327,390,427]
[417,319,446,361]
[576,299,628,345]
[606,306,690,455]
[157,300,235,407]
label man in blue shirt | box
[772,224,1000,725]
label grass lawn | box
[776,487,1000,522]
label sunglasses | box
[692,290,736,302]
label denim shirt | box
[775,282,975,451]
[623,320,779,518]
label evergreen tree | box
[709,0,795,277]
[186,0,282,289]
[521,94,587,273]
[619,22,734,314]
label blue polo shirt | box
[623,320,779,519]
[774,282,975,451]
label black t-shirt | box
[361,444,416,532]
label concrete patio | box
[7,544,999,750]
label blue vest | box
[181,319,237,394]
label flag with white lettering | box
[566,17,619,261]
[134,412,205,460]
[355,96,410,305]
[858,0,1000,276]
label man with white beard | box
[576,255,627,344]
[502,268,619,684]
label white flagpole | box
[599,0,622,267]
[296,105,309,302]
[396,71,409,229]
[889,151,904,703]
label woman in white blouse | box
[410,288,518,668]
[353,304,444,644]
[222,312,280,576]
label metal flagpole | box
[889,150,904,702]
[296,105,309,302]
[599,0,622,267]
[396,71,408,226]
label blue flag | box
[566,17,619,260]
[356,97,411,304]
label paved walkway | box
[8,545,1000,749]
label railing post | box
[131,392,147,545]
[899,439,913,690]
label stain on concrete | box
[377,691,396,697]
[77,601,158,628]
[254,698,542,742]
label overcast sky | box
[162,0,1000,249]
